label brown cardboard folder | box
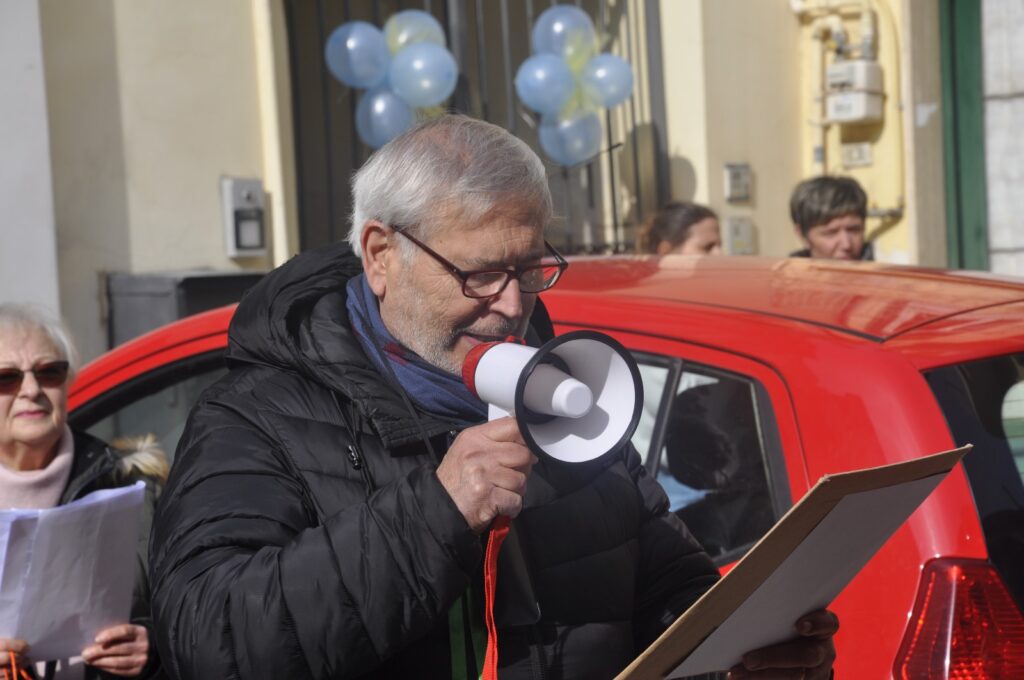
[616,446,971,680]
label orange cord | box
[481,515,511,680]
[3,651,32,680]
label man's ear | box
[655,239,675,256]
[361,221,392,297]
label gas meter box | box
[825,59,883,124]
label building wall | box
[660,0,803,257]
[0,0,60,313]
[795,0,912,262]
[39,0,288,362]
[982,0,1024,275]
[658,0,947,264]
[901,0,947,267]
[18,0,975,365]
[703,1,804,258]
[659,0,710,205]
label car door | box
[555,322,807,566]
[67,309,233,463]
[69,352,227,462]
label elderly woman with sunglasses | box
[0,304,166,680]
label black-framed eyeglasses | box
[0,361,71,394]
[392,227,569,299]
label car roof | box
[555,255,1024,344]
[72,255,1024,404]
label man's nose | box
[838,231,854,252]
[488,278,524,319]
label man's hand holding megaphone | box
[436,417,538,533]
[441,330,645,533]
[442,331,647,680]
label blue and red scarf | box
[345,274,488,429]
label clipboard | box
[616,445,971,679]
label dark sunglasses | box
[0,361,71,393]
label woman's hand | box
[0,638,29,668]
[81,624,149,677]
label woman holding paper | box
[0,304,166,679]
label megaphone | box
[462,330,643,463]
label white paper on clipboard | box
[616,446,970,680]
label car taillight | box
[894,558,1024,679]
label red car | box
[69,256,1024,679]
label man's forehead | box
[813,214,865,230]
[428,217,542,264]
[435,201,545,232]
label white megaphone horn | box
[462,330,644,463]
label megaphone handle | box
[482,514,511,680]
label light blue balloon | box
[539,111,602,166]
[581,53,634,108]
[384,9,446,54]
[515,54,575,115]
[531,5,597,69]
[356,88,415,148]
[324,21,390,89]
[388,43,458,108]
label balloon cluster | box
[515,5,634,166]
[324,11,458,148]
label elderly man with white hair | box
[150,115,837,680]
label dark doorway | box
[284,0,669,254]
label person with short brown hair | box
[789,176,873,260]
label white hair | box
[348,114,552,258]
[0,303,81,379]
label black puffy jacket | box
[149,242,718,680]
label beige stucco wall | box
[659,0,804,257]
[660,0,710,204]
[901,0,947,267]
[0,0,60,312]
[39,0,290,362]
[112,2,267,271]
[658,0,946,263]
[704,1,804,257]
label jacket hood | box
[226,242,454,445]
[227,241,362,378]
[226,241,389,397]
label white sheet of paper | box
[0,482,145,661]
[668,473,945,677]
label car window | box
[70,353,227,464]
[926,353,1024,611]
[632,360,672,463]
[633,356,779,561]
[1004,381,1024,476]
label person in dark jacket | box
[0,303,166,680]
[789,175,874,260]
[150,115,837,680]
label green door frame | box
[939,0,989,270]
